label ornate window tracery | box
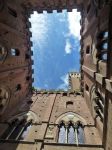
[0,111,38,141]
[58,121,84,144]
[0,118,32,140]
[57,113,85,144]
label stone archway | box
[55,111,87,125]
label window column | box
[74,124,78,145]
[58,123,66,143]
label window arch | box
[0,118,32,140]
[56,112,85,144]
[0,111,39,140]
[58,121,66,143]
[58,121,84,144]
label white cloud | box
[68,9,81,39]
[29,11,48,45]
[65,39,72,54]
[57,74,69,90]
[29,11,49,64]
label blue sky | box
[29,9,81,90]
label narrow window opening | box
[101,53,107,61]
[19,121,32,140]
[25,53,30,59]
[96,31,108,61]
[58,121,66,143]
[66,101,73,108]
[86,45,90,54]
[58,120,84,144]
[15,84,21,91]
[8,119,26,140]
[68,122,75,144]
[77,125,84,144]
[85,84,89,92]
[0,119,19,139]
[26,76,30,81]
[11,49,20,56]
[0,104,3,109]
[0,119,32,140]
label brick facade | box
[0,0,112,150]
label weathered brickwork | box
[0,0,112,150]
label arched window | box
[58,121,66,143]
[68,121,75,144]
[0,118,32,140]
[77,122,85,144]
[96,31,108,61]
[58,121,84,144]
[0,111,39,141]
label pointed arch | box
[0,111,39,140]
[56,112,86,144]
